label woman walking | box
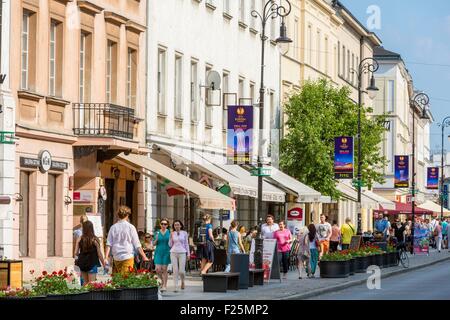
[273,221,293,280]
[225,220,246,272]
[296,226,310,279]
[199,214,215,275]
[238,226,249,253]
[330,220,340,252]
[74,220,106,285]
[154,218,171,292]
[169,220,189,292]
[307,224,321,278]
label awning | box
[418,200,450,217]
[117,153,235,211]
[336,182,358,201]
[363,190,395,210]
[373,201,433,215]
[337,182,379,207]
[266,167,321,203]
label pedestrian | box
[340,217,356,250]
[434,219,443,253]
[225,220,246,272]
[198,214,215,275]
[296,226,310,279]
[74,220,106,285]
[261,214,279,239]
[154,218,171,292]
[307,224,321,278]
[238,226,249,253]
[316,214,332,258]
[442,218,448,249]
[273,221,293,280]
[169,220,189,292]
[105,206,149,275]
[330,220,340,252]
[73,214,88,257]
[392,218,405,244]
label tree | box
[280,79,388,200]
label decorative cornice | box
[46,96,71,107]
[125,20,146,34]
[77,0,103,15]
[17,90,44,102]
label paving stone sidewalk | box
[157,250,450,300]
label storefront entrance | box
[105,178,115,232]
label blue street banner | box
[427,167,439,189]
[394,155,409,188]
[444,184,448,209]
[334,136,354,179]
[227,105,253,164]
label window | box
[294,18,299,60]
[270,91,275,128]
[79,32,92,102]
[316,30,321,70]
[190,60,198,122]
[106,41,118,103]
[239,0,245,23]
[324,37,329,75]
[347,50,350,80]
[205,65,212,126]
[387,80,395,112]
[127,48,137,108]
[342,46,346,78]
[351,53,355,84]
[337,41,341,76]
[174,54,183,118]
[21,12,35,90]
[47,174,57,257]
[223,0,230,14]
[307,25,312,64]
[271,14,276,40]
[238,78,245,102]
[157,48,166,114]
[222,72,229,130]
[49,21,56,96]
[19,171,30,257]
[250,0,256,29]
[48,20,63,97]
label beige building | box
[280,0,384,229]
[10,0,147,276]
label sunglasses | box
[161,223,168,226]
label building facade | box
[9,0,147,276]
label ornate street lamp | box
[351,57,379,234]
[251,0,292,269]
[437,116,450,221]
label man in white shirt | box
[261,214,279,239]
[316,214,332,258]
[105,206,148,274]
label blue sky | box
[341,0,450,155]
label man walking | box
[261,214,279,239]
[316,214,332,258]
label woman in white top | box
[169,220,190,292]
[307,224,321,278]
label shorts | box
[87,265,98,274]
[197,241,215,263]
[319,240,330,254]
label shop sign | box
[227,105,253,165]
[334,136,354,179]
[287,207,303,221]
[426,167,439,190]
[20,151,67,172]
[394,155,409,188]
[73,191,94,203]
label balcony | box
[73,103,140,140]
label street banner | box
[413,223,430,254]
[334,136,354,179]
[227,105,253,164]
[249,239,280,282]
[444,184,449,209]
[427,167,439,189]
[394,155,409,188]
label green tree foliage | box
[280,79,388,200]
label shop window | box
[47,174,57,257]
[19,171,30,257]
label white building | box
[144,0,292,232]
[0,0,17,258]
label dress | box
[154,230,171,266]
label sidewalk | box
[156,250,450,300]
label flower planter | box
[90,289,122,300]
[118,287,159,300]
[319,260,350,278]
[386,252,398,267]
[0,295,46,300]
[372,254,383,267]
[46,292,91,300]
[349,258,356,275]
[381,253,389,268]
[354,256,370,273]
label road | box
[308,260,450,300]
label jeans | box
[170,252,187,289]
[341,244,350,250]
[310,249,319,275]
[278,251,290,274]
[225,248,241,272]
[436,236,442,251]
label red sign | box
[73,192,80,201]
[287,208,303,221]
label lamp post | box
[351,58,379,235]
[252,0,292,268]
[410,93,430,253]
[438,117,450,221]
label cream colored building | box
[281,0,383,228]
[9,0,147,277]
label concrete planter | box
[118,287,159,300]
[354,256,371,273]
[89,289,122,300]
[319,260,350,278]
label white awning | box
[117,153,235,211]
[337,182,378,207]
[266,167,321,203]
[363,190,395,210]
[418,200,450,216]
[156,145,285,202]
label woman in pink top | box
[330,220,341,252]
[169,220,190,292]
[273,221,293,279]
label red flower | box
[58,270,63,276]
[52,271,57,275]
[42,271,48,276]
[30,269,35,275]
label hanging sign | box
[394,155,409,188]
[227,105,253,165]
[334,137,354,179]
[427,167,439,190]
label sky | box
[341,0,450,156]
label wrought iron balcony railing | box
[73,103,140,140]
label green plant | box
[320,251,352,262]
[85,281,117,291]
[0,288,40,298]
[112,268,159,289]
[387,244,396,253]
[30,269,76,296]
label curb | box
[279,255,450,300]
